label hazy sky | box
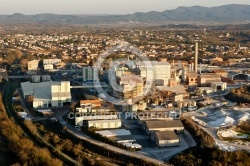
[0,0,250,15]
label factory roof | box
[213,70,227,74]
[145,120,184,129]
[21,81,34,94]
[87,119,121,123]
[21,81,71,101]
[34,82,51,100]
[186,72,198,78]
[157,85,186,94]
[210,81,227,85]
[199,73,221,78]
[154,131,179,141]
[135,61,170,67]
[120,75,143,83]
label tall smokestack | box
[194,41,198,73]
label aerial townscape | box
[1,1,250,166]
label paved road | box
[119,111,197,162]
[16,88,34,119]
[53,110,168,166]
[16,88,52,122]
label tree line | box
[169,116,250,166]
[0,93,63,166]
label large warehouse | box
[143,120,184,147]
[144,120,184,134]
[21,81,71,108]
[151,131,180,147]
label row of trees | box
[37,119,155,166]
[171,146,250,166]
[0,93,63,166]
[31,120,115,165]
[226,86,250,103]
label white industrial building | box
[75,114,118,127]
[197,82,227,94]
[87,119,122,129]
[135,61,171,86]
[21,81,71,108]
[211,82,227,91]
[75,106,109,113]
[95,129,131,137]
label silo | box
[181,66,187,82]
[31,75,40,83]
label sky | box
[0,0,250,15]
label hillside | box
[0,4,250,24]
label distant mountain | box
[1,4,250,24]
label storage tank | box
[31,75,40,83]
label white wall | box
[87,120,122,129]
[44,64,54,70]
[76,115,118,126]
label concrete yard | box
[118,111,196,161]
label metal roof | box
[154,130,179,140]
[145,120,184,129]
